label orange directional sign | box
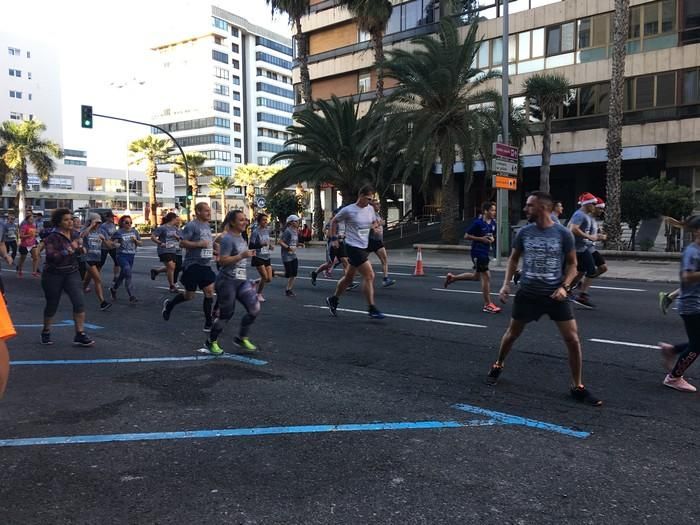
[493,175,517,190]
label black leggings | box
[669,314,700,378]
[210,278,260,342]
[5,241,17,259]
[41,271,85,318]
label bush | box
[136,224,152,236]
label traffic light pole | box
[496,0,510,264]
[91,112,191,221]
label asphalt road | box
[1,245,697,524]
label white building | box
[151,5,294,210]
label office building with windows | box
[299,0,700,216]
[151,5,294,210]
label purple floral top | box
[43,229,81,274]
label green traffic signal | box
[81,105,93,128]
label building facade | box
[151,5,294,212]
[298,0,700,218]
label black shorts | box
[283,259,299,277]
[471,254,490,273]
[100,249,118,267]
[576,251,597,277]
[180,264,216,292]
[367,238,384,253]
[19,245,35,255]
[592,251,606,268]
[346,244,369,268]
[252,256,271,267]
[336,240,348,259]
[512,289,574,323]
[87,260,101,267]
[159,253,178,263]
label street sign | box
[255,196,266,208]
[493,175,517,190]
[492,158,518,175]
[492,142,519,160]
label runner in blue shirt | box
[444,201,501,313]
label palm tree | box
[523,73,572,193]
[171,152,212,220]
[209,176,237,223]
[340,0,393,99]
[0,120,62,222]
[268,96,377,203]
[128,135,173,226]
[605,0,630,250]
[383,18,500,243]
[235,164,280,220]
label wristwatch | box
[562,283,572,292]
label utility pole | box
[496,0,510,263]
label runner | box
[150,212,182,293]
[444,201,501,313]
[17,213,39,277]
[279,214,304,297]
[3,214,18,262]
[0,221,13,295]
[39,208,94,347]
[80,213,112,310]
[249,212,274,302]
[162,202,216,332]
[311,209,340,285]
[72,215,87,282]
[109,215,142,304]
[576,197,609,300]
[567,193,600,308]
[203,210,260,355]
[98,210,120,287]
[486,191,602,406]
[325,185,385,319]
[659,215,694,314]
[658,215,700,392]
[367,198,395,288]
[551,201,564,224]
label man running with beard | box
[162,202,216,332]
[203,210,260,355]
[568,193,600,309]
[486,191,602,406]
[368,198,395,288]
[325,186,384,319]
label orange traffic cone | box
[413,247,425,276]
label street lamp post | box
[496,0,510,263]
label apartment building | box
[151,5,294,211]
[298,0,700,217]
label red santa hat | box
[594,197,606,209]
[578,192,597,206]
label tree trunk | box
[189,172,198,221]
[221,192,226,224]
[247,186,255,222]
[605,0,629,251]
[148,163,158,227]
[295,18,312,110]
[372,31,385,99]
[440,151,458,244]
[313,182,324,240]
[17,169,27,223]
[539,115,552,193]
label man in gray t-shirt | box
[568,193,603,308]
[487,191,602,407]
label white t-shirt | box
[335,203,376,249]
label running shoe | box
[73,332,95,347]
[512,270,521,286]
[570,385,603,406]
[169,286,179,293]
[659,343,677,371]
[326,296,339,317]
[40,331,53,345]
[203,320,212,332]
[323,270,333,278]
[572,293,595,309]
[658,292,673,315]
[162,298,172,321]
[443,273,454,288]
[285,289,296,297]
[109,287,117,301]
[310,271,318,286]
[382,277,396,287]
[347,282,359,291]
[368,306,385,319]
[663,374,697,392]
[486,363,503,385]
[204,339,224,356]
[31,271,40,278]
[100,301,113,311]
[234,336,257,352]
[483,303,502,314]
[257,293,266,303]
[129,296,139,304]
[150,269,157,281]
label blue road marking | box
[0,419,499,448]
[452,403,590,439]
[11,354,267,367]
[15,320,104,330]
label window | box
[233,91,241,101]
[27,72,31,80]
[232,59,240,69]
[636,76,655,109]
[232,43,239,53]
[212,50,228,63]
[255,36,293,56]
[213,100,230,113]
[682,68,700,104]
[518,32,531,60]
[215,166,232,176]
[258,142,284,153]
[359,28,370,42]
[26,51,30,58]
[202,150,231,161]
[257,112,293,127]
[681,0,700,43]
[214,83,230,96]
[176,134,231,147]
[629,0,677,51]
[256,82,294,99]
[233,107,241,117]
[28,93,32,101]
[235,154,242,163]
[656,72,676,106]
[8,47,20,56]
[9,90,22,99]
[9,112,22,120]
[545,23,574,56]
[212,17,228,31]
[234,138,242,148]
[8,69,21,77]
[358,72,371,93]
[64,159,87,166]
[232,75,240,85]
[214,36,224,45]
[625,72,678,110]
[231,27,239,37]
[234,123,241,132]
[256,52,293,70]
[214,67,229,80]
[257,97,294,112]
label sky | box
[1,0,293,168]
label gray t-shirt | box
[112,228,141,255]
[550,213,560,224]
[219,232,250,280]
[249,226,271,260]
[335,203,375,249]
[569,209,593,253]
[280,227,298,262]
[587,219,600,253]
[182,220,213,268]
[515,223,575,296]
[3,222,17,241]
[83,228,104,262]
[679,242,700,315]
[99,222,117,249]
[153,225,181,255]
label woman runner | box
[249,212,274,302]
[204,210,260,355]
[17,213,40,277]
[150,212,182,292]
[109,215,142,303]
[80,213,112,311]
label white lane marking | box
[304,305,487,328]
[588,338,658,349]
[270,263,414,276]
[432,288,482,295]
[590,285,646,292]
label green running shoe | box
[658,292,672,315]
[235,337,257,352]
[205,339,224,356]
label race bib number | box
[165,240,178,249]
[234,267,247,280]
[259,246,269,255]
[201,248,213,259]
[358,228,370,241]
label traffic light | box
[81,105,93,128]
[186,185,194,201]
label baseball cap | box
[578,192,597,206]
[286,214,300,223]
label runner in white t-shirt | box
[325,185,385,319]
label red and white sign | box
[492,142,519,161]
